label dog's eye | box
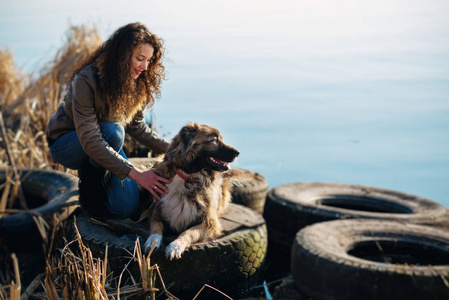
[205,137,218,144]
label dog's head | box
[164,123,239,174]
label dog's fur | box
[144,123,239,259]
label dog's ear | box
[180,123,200,164]
[164,123,199,166]
[164,133,185,166]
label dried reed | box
[0,47,25,108]
[31,218,179,300]
[2,254,21,300]
[46,220,110,300]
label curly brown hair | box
[72,22,166,124]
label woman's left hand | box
[128,167,171,200]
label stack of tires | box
[263,182,449,300]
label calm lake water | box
[1,0,449,207]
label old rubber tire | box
[224,167,269,214]
[291,219,449,300]
[264,182,449,271]
[0,168,79,251]
[73,203,267,298]
[128,158,269,214]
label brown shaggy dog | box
[144,123,239,259]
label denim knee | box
[49,131,88,170]
[99,122,125,152]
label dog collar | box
[173,166,198,188]
[173,166,188,180]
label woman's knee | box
[49,131,87,169]
[99,122,125,151]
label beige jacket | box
[46,64,169,180]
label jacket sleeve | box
[126,109,169,154]
[71,73,133,180]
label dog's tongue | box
[218,159,231,170]
[211,157,231,170]
[223,161,231,170]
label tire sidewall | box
[291,219,449,300]
[0,168,79,251]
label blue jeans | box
[49,122,140,219]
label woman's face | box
[131,43,154,79]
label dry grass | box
[0,254,22,299]
[43,219,177,300]
[0,48,25,108]
[0,214,180,300]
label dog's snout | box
[228,146,239,159]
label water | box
[1,0,448,207]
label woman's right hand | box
[128,167,171,200]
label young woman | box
[46,22,171,219]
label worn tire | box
[0,168,79,251]
[291,219,449,300]
[73,203,267,298]
[264,182,449,271]
[128,158,269,214]
[224,167,269,214]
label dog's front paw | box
[144,233,162,253]
[165,240,188,260]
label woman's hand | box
[128,167,171,200]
